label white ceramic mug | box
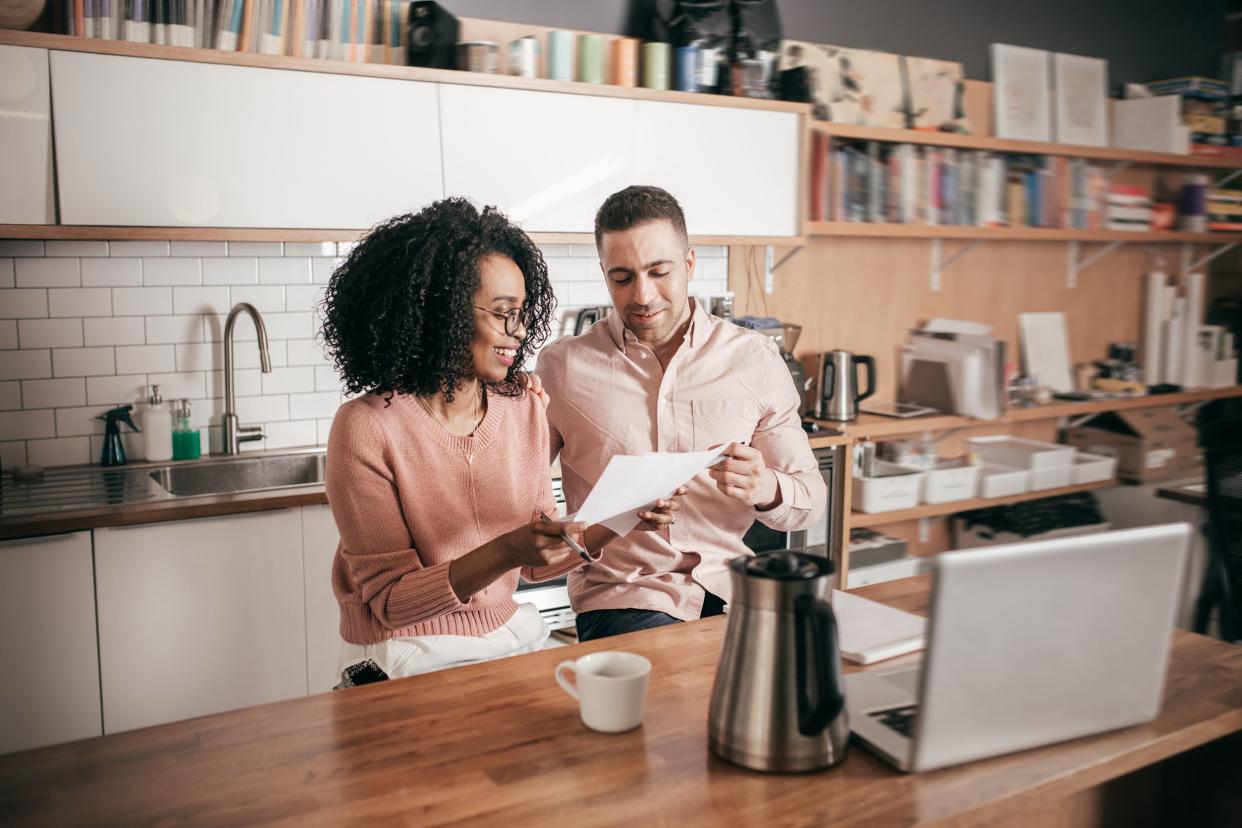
[555,651,651,733]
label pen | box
[539,512,592,563]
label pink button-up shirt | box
[537,298,827,620]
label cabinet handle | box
[0,532,77,547]
[107,507,295,530]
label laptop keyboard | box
[870,705,918,738]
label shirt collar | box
[606,297,709,352]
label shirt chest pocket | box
[691,399,758,451]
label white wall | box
[0,239,728,467]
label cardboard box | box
[1062,408,1197,483]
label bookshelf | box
[809,121,1242,171]
[850,479,1117,528]
[806,120,1242,243]
[805,223,1242,243]
[816,386,1242,441]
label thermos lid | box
[739,551,834,580]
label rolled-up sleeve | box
[750,347,827,532]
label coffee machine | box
[781,323,813,418]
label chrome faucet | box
[222,302,273,455]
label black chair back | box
[1197,418,1242,642]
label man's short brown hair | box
[593,185,688,249]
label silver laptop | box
[846,523,1190,773]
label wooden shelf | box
[810,120,1242,170]
[805,222,1242,244]
[0,224,802,246]
[850,479,1116,528]
[0,29,810,116]
[816,386,1242,441]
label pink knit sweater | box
[326,389,579,644]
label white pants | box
[337,603,550,680]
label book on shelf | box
[51,0,410,63]
[817,139,1093,229]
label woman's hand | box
[525,372,551,410]
[634,485,688,531]
[503,516,587,568]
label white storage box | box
[967,436,1074,491]
[978,464,1030,498]
[1071,451,1118,485]
[847,555,931,587]
[921,458,980,504]
[853,461,924,514]
[967,435,1076,470]
[1028,465,1073,490]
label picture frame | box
[991,43,1051,141]
[1052,53,1109,146]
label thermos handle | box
[855,355,876,403]
[794,594,847,737]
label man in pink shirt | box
[537,186,827,641]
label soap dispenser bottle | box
[142,384,173,462]
[172,398,201,460]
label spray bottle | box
[97,405,141,467]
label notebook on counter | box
[832,589,926,665]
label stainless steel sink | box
[148,453,326,497]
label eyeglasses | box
[474,305,528,337]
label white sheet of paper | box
[832,589,927,665]
[1019,311,1075,393]
[572,448,728,537]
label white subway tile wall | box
[0,241,729,465]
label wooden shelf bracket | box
[1185,241,1238,273]
[769,246,803,274]
[1066,239,1124,288]
[1216,169,1242,189]
[929,238,984,291]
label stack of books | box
[51,0,408,63]
[809,136,1109,230]
[1145,76,1238,158]
[1103,185,1153,232]
[1208,189,1242,231]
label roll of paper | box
[1181,271,1205,388]
[1142,269,1167,385]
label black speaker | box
[406,1,459,69]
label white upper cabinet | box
[440,85,800,237]
[49,51,444,228]
[439,84,638,233]
[633,101,800,237]
[0,45,55,224]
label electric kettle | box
[708,552,848,773]
[815,350,876,422]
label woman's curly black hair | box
[320,198,556,403]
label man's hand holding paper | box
[569,448,728,537]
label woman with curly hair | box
[322,198,680,683]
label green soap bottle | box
[172,398,202,461]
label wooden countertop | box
[0,485,328,540]
[2,575,1239,827]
